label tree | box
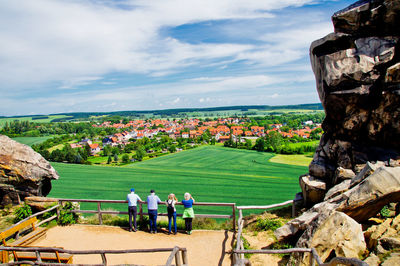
[122,154,130,163]
[107,155,112,164]
[168,145,176,153]
[134,146,145,161]
[254,138,265,152]
[113,154,119,162]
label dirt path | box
[32,225,234,266]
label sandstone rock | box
[379,237,400,250]
[364,218,393,249]
[0,135,59,206]
[337,167,400,221]
[381,253,400,266]
[299,175,326,207]
[277,166,400,242]
[324,179,351,201]
[386,62,400,83]
[364,253,380,266]
[25,196,58,211]
[350,161,385,188]
[293,211,366,265]
[332,0,400,36]
[335,167,356,181]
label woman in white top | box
[166,193,178,235]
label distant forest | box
[49,103,323,120]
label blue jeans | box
[168,212,177,233]
[148,209,158,232]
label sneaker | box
[173,232,177,235]
[189,231,192,235]
[133,229,137,232]
[168,231,171,235]
[150,231,153,234]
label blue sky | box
[0,0,354,116]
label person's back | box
[146,189,162,233]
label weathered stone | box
[379,237,400,250]
[381,253,400,266]
[364,253,380,266]
[386,62,400,83]
[25,196,58,211]
[364,218,393,249]
[277,166,400,242]
[337,167,400,221]
[293,211,366,265]
[299,175,326,207]
[332,0,400,36]
[324,179,351,201]
[335,167,356,180]
[0,135,59,206]
[350,161,385,187]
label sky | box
[0,0,355,116]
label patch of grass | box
[255,217,283,231]
[269,154,313,167]
[12,136,55,146]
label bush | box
[380,205,391,218]
[255,217,282,231]
[58,202,79,226]
[14,204,32,223]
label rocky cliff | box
[0,135,59,206]
[303,0,400,206]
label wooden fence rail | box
[0,246,188,266]
[57,198,237,231]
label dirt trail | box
[32,225,234,266]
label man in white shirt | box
[127,188,142,232]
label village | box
[73,117,323,157]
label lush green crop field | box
[12,136,54,146]
[0,115,72,127]
[49,146,306,216]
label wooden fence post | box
[292,200,295,218]
[182,249,188,265]
[139,202,143,222]
[97,202,103,225]
[232,204,236,232]
[175,250,182,266]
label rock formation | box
[304,0,400,206]
[0,135,59,206]
[275,1,400,265]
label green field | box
[49,146,306,216]
[269,154,313,167]
[12,136,55,146]
[0,115,72,127]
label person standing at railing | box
[182,192,195,235]
[147,189,162,234]
[166,193,178,235]
[127,188,142,232]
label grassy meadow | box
[12,136,55,146]
[49,146,307,216]
[0,115,72,128]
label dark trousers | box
[148,209,158,232]
[128,206,137,230]
[168,212,177,233]
[184,218,193,232]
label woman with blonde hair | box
[181,192,195,235]
[166,193,178,235]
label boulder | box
[337,167,400,221]
[299,175,326,207]
[349,161,385,188]
[324,179,351,201]
[363,253,380,266]
[276,166,400,241]
[306,0,400,199]
[364,218,393,249]
[0,135,59,206]
[379,237,400,250]
[292,211,366,265]
[335,167,356,181]
[381,253,400,266]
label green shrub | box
[256,217,282,231]
[58,202,79,226]
[14,204,32,223]
[380,205,391,218]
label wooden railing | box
[0,246,188,266]
[57,198,237,231]
[233,199,368,266]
